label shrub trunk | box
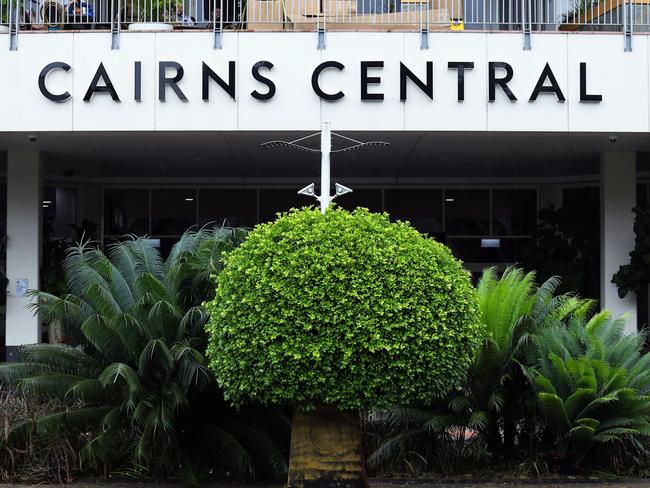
[287,406,367,488]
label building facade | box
[0,0,648,359]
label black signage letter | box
[203,61,236,101]
[448,61,474,101]
[134,61,142,102]
[529,63,565,102]
[580,62,602,102]
[38,62,72,103]
[83,63,120,102]
[361,61,384,101]
[488,62,517,102]
[400,62,433,101]
[251,61,276,101]
[159,61,188,102]
[311,61,345,101]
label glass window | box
[638,184,648,207]
[446,237,534,264]
[384,189,442,235]
[151,189,197,236]
[104,189,149,236]
[444,189,490,235]
[492,189,537,236]
[42,187,57,222]
[336,189,382,213]
[0,184,6,236]
[259,189,313,223]
[562,186,599,211]
[199,189,257,228]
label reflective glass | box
[104,189,149,236]
[336,189,382,213]
[199,189,257,228]
[151,189,197,236]
[444,189,490,235]
[259,189,313,223]
[492,189,537,235]
[384,189,442,235]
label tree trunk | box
[287,406,367,488]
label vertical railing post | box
[9,0,18,51]
[111,0,120,49]
[213,0,223,48]
[623,0,633,51]
[521,0,531,49]
[317,0,326,49]
[420,0,429,49]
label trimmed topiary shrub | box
[205,207,484,410]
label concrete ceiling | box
[1,131,649,182]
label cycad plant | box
[368,268,588,473]
[0,228,289,481]
[528,310,650,468]
[461,267,589,451]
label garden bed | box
[4,481,650,488]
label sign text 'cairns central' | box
[38,60,603,104]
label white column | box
[5,150,42,361]
[600,151,637,334]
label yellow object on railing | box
[450,18,463,29]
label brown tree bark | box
[287,406,367,488]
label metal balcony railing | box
[0,0,644,35]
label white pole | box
[320,121,332,214]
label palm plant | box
[459,267,589,451]
[368,267,588,472]
[0,228,289,481]
[528,310,650,468]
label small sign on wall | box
[15,278,29,297]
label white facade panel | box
[73,33,157,131]
[486,34,569,132]
[568,34,649,133]
[155,32,239,130]
[0,31,649,133]
[0,34,74,132]
[320,33,405,131]
[404,32,488,131]
[238,33,321,131]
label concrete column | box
[600,152,637,333]
[5,150,42,361]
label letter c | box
[311,61,345,101]
[39,62,72,102]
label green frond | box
[18,373,87,397]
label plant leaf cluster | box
[0,228,289,480]
[369,268,650,474]
[206,207,485,410]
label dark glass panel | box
[336,189,382,213]
[384,189,443,235]
[637,184,648,207]
[492,189,537,235]
[446,237,534,264]
[259,189,313,223]
[199,189,257,228]
[151,189,197,236]
[0,184,6,235]
[42,187,57,221]
[444,189,490,235]
[104,189,149,235]
[158,237,179,259]
[562,186,599,211]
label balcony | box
[0,0,645,34]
